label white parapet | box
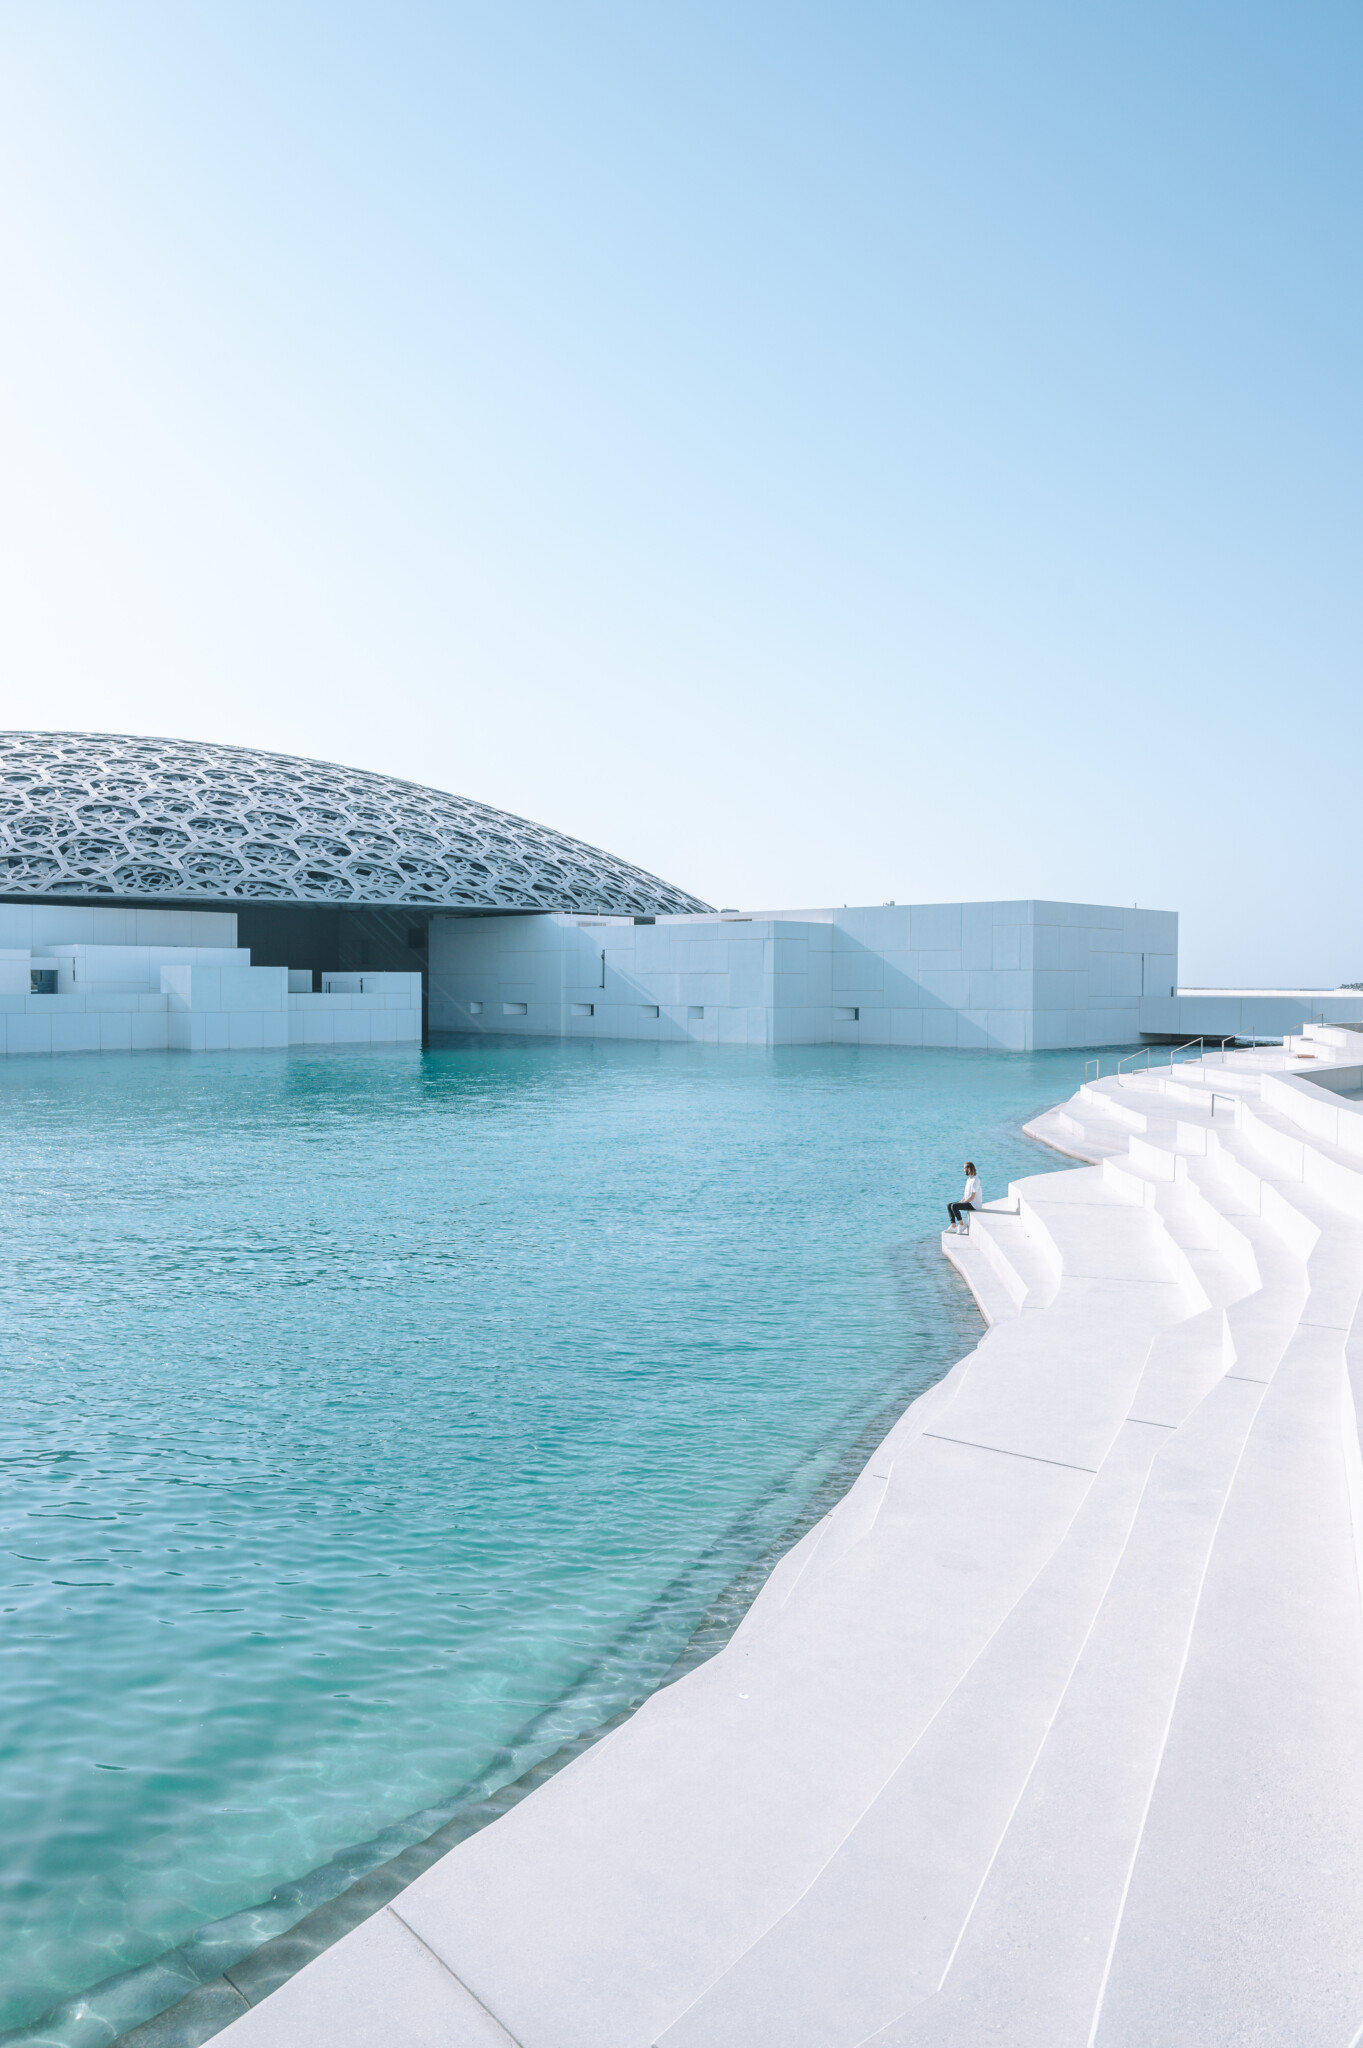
[211,1034,1363,2047]
[1140,987,1363,1040]
[54,942,253,992]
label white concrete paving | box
[215,1029,1363,2046]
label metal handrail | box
[1084,1058,1100,1085]
[1210,1092,1238,1117]
[1168,1035,1233,1066]
[1117,1036,1234,1086]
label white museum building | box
[0,730,1356,1058]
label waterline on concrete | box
[5,1248,982,2048]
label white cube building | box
[429,900,1179,1052]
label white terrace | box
[208,1024,1363,2047]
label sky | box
[0,1,1358,985]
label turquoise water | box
[0,1039,1088,2035]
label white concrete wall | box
[290,974,422,1046]
[161,964,292,1052]
[1139,989,1363,1041]
[0,991,174,1057]
[50,943,253,992]
[759,900,1177,1050]
[429,902,1178,1051]
[0,907,421,1056]
[429,913,804,1046]
[0,903,238,950]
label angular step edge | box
[1243,1096,1363,1220]
[1092,1158,1214,1314]
[652,1423,1168,2048]
[1134,1158,1264,1294]
[1021,1107,1111,1164]
[1203,1132,1324,1263]
[860,1375,1269,2048]
[1077,1083,1149,1131]
[940,1229,1019,1327]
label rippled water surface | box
[0,1038,1091,2032]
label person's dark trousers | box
[947,1202,976,1227]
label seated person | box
[947,1161,983,1234]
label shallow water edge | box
[20,1252,987,2048]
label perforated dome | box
[0,732,711,914]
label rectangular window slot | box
[571,1002,594,1017]
[503,1002,528,1016]
[835,1006,860,1022]
[30,969,57,994]
[642,1005,659,1018]
[468,1001,483,1016]
[688,1005,704,1020]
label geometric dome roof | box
[0,732,712,915]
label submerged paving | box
[210,1028,1363,2046]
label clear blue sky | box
[0,3,1358,984]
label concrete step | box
[1076,1081,1149,1131]
[1164,1139,1356,1404]
[187,1907,515,2048]
[1126,1306,1234,1430]
[1203,1126,1363,1331]
[939,1204,1061,1324]
[1119,1100,1362,1361]
[1107,1148,1307,1406]
[385,1423,1106,2048]
[1297,1023,1363,1057]
[864,1374,1271,2048]
[1019,1169,1209,1317]
[654,1423,1169,2048]
[939,1227,1018,1327]
[1243,1091,1363,1212]
[1020,1104,1117,1164]
[1100,1155,1258,1309]
[1092,1319,1363,2045]
[758,1364,985,1616]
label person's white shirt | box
[963,1173,983,1207]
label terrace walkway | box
[212,1027,1363,2047]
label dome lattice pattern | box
[0,733,711,914]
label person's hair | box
[965,1161,976,1174]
